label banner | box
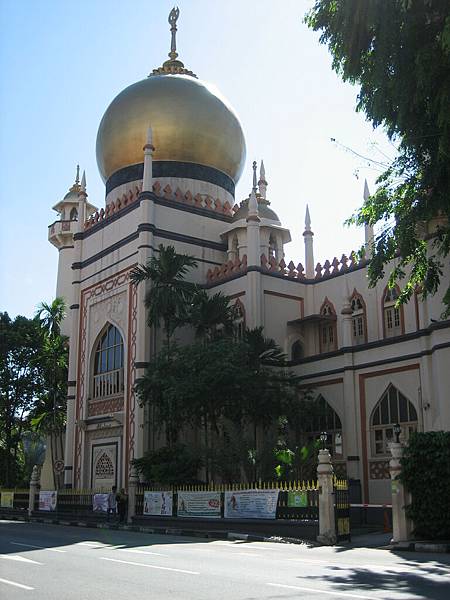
[224,489,279,519]
[93,493,109,513]
[143,491,173,516]
[287,490,308,508]
[177,491,221,518]
[1,491,14,509]
[39,491,57,511]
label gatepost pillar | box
[127,464,139,524]
[389,442,412,543]
[317,449,337,545]
[28,465,40,517]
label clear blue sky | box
[0,0,392,318]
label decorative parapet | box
[205,251,368,285]
[83,181,235,230]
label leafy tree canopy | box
[306,0,450,313]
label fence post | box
[389,441,412,543]
[127,465,138,524]
[317,449,337,545]
[28,465,40,517]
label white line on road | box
[266,582,380,599]
[11,542,66,553]
[0,554,43,565]
[99,556,200,575]
[117,548,170,558]
[0,577,34,591]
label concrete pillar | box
[317,449,337,545]
[389,442,412,543]
[127,465,139,524]
[28,465,40,517]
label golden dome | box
[96,74,246,189]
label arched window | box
[371,385,418,456]
[351,291,367,344]
[93,324,124,399]
[269,234,277,260]
[303,395,343,456]
[233,299,245,341]
[383,286,403,338]
[70,207,78,221]
[291,340,304,361]
[319,298,337,353]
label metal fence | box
[334,478,351,542]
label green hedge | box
[400,431,450,539]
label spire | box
[252,160,257,191]
[364,179,370,202]
[258,160,268,200]
[247,161,260,221]
[69,164,81,192]
[303,204,314,278]
[150,7,197,78]
[79,170,87,197]
[305,204,312,231]
[142,125,155,192]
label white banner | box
[143,491,173,516]
[224,489,279,519]
[39,491,57,512]
[0,491,14,508]
[177,491,221,518]
[93,493,109,513]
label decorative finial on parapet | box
[69,164,81,192]
[150,8,197,78]
[258,160,268,200]
[252,160,258,191]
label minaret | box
[258,160,267,200]
[246,161,262,327]
[363,180,374,252]
[303,204,315,278]
[142,126,154,192]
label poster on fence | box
[39,491,57,511]
[1,491,14,508]
[93,493,109,513]
[224,489,279,519]
[287,491,308,508]
[143,491,173,516]
[177,491,221,518]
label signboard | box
[177,491,221,518]
[287,491,308,508]
[39,491,57,512]
[1,491,14,509]
[93,493,109,513]
[143,491,173,516]
[224,489,279,519]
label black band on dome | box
[105,161,235,197]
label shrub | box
[132,444,203,485]
[400,431,450,539]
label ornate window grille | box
[93,324,124,399]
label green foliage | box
[132,444,203,485]
[400,431,450,539]
[306,1,450,314]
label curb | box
[392,541,450,554]
[1,513,316,546]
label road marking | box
[99,557,199,575]
[11,542,66,553]
[0,577,34,591]
[0,554,43,565]
[77,541,107,547]
[266,582,379,599]
[232,551,263,557]
[118,548,169,558]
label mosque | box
[48,9,450,504]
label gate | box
[334,478,351,542]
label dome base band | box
[105,161,235,197]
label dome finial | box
[69,164,81,192]
[168,7,180,61]
[150,7,197,78]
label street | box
[0,520,449,599]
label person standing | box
[117,488,128,524]
[107,485,117,521]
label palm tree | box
[188,290,235,341]
[35,297,66,338]
[243,326,287,368]
[130,245,198,351]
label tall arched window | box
[319,298,337,353]
[371,385,418,456]
[351,291,367,344]
[70,207,78,221]
[269,234,277,260]
[303,395,343,456]
[383,286,403,338]
[233,299,245,341]
[291,340,304,361]
[93,324,124,399]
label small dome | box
[233,198,281,224]
[63,189,80,202]
[96,74,246,189]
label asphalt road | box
[1,520,449,600]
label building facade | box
[48,10,450,503]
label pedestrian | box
[117,488,128,524]
[107,485,117,521]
